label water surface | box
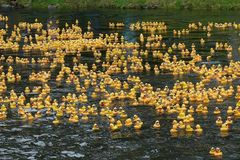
[0,8,240,159]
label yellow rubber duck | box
[120,111,128,118]
[213,107,221,115]
[170,124,178,134]
[195,124,203,133]
[0,112,7,119]
[133,115,140,122]
[92,123,100,132]
[178,121,185,129]
[53,118,60,125]
[10,102,16,109]
[185,125,193,132]
[125,118,133,127]
[69,114,79,123]
[110,123,119,132]
[220,123,228,132]
[81,115,89,121]
[20,113,27,120]
[116,120,123,128]
[226,116,233,125]
[134,120,143,130]
[202,106,208,115]
[0,105,7,112]
[153,120,160,129]
[35,111,42,119]
[108,116,115,123]
[27,113,34,121]
[177,111,185,120]
[25,87,31,94]
[213,147,223,157]
[91,92,97,98]
[209,147,215,155]
[216,116,223,126]
[227,106,234,115]
[188,106,194,114]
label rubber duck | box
[0,111,7,119]
[178,121,185,129]
[69,114,79,123]
[220,123,229,132]
[53,118,60,125]
[91,92,97,98]
[185,125,193,132]
[200,38,205,45]
[10,102,16,109]
[216,116,223,126]
[234,107,240,117]
[92,123,100,132]
[227,106,234,115]
[196,104,203,113]
[170,124,178,134]
[195,124,203,133]
[125,118,133,127]
[25,87,31,94]
[56,109,64,117]
[188,106,194,114]
[108,116,115,123]
[81,115,89,121]
[213,147,223,157]
[20,113,27,120]
[110,123,119,132]
[134,120,143,130]
[27,113,34,121]
[0,105,7,112]
[119,111,127,118]
[116,120,123,128]
[133,115,140,122]
[153,120,160,129]
[226,116,233,125]
[177,111,185,120]
[202,106,208,114]
[209,147,215,155]
[213,107,221,115]
[35,111,42,119]
[207,32,211,37]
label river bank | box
[0,0,240,10]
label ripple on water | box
[27,156,37,160]
[20,125,33,129]
[8,148,38,157]
[0,148,8,155]
[10,128,22,132]
[79,142,88,147]
[61,151,85,158]
[34,141,46,147]
[0,156,13,159]
[20,150,38,158]
[33,133,50,138]
[0,123,7,127]
[48,142,53,147]
[15,138,32,143]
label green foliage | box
[17,0,32,7]
[0,0,8,3]
[1,0,240,10]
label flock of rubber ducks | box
[1,14,240,157]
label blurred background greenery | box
[0,0,240,10]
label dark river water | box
[0,8,240,159]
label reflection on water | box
[0,8,240,159]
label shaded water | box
[0,8,240,159]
